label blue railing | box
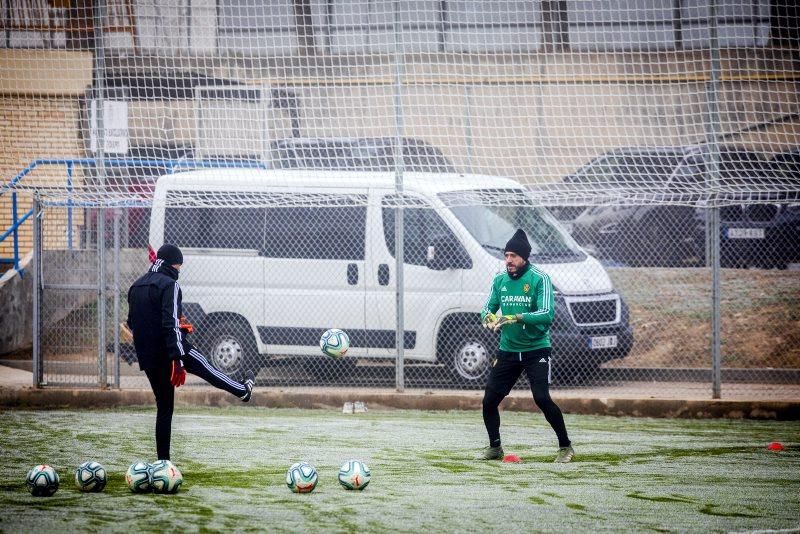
[1,158,268,276]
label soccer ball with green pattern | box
[320,328,349,358]
[150,459,183,494]
[26,464,60,497]
[337,459,371,490]
[125,461,152,493]
[74,461,107,492]
[286,462,318,493]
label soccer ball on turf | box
[74,461,107,492]
[150,459,183,494]
[320,328,349,358]
[26,464,59,497]
[337,459,371,490]
[286,462,318,493]
[125,461,152,493]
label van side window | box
[165,207,264,250]
[382,195,463,266]
[263,199,367,260]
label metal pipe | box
[66,161,74,250]
[706,0,723,399]
[95,0,108,389]
[11,192,19,272]
[31,195,42,387]
[113,207,121,389]
[393,0,405,393]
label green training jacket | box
[480,263,555,352]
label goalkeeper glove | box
[171,359,186,388]
[179,315,194,334]
[493,315,519,331]
[481,312,497,329]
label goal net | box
[2,1,799,394]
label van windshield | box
[440,189,586,262]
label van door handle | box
[347,263,358,285]
[378,264,390,286]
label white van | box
[149,169,633,385]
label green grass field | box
[1,408,798,532]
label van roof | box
[155,168,525,194]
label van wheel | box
[203,319,257,379]
[445,327,494,387]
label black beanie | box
[157,244,183,266]
[504,229,531,260]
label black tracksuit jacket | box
[126,260,188,370]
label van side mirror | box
[426,236,472,270]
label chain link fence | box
[3,0,799,400]
[31,171,800,398]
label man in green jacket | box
[480,229,574,463]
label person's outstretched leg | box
[182,347,254,401]
[145,365,175,460]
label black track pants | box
[144,347,247,460]
[482,347,571,449]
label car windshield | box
[440,189,586,262]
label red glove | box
[171,359,186,388]
[179,315,194,334]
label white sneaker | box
[353,401,368,413]
[342,402,354,414]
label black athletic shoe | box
[239,370,255,402]
[482,445,504,460]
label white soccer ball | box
[125,461,152,493]
[74,461,107,492]
[337,459,371,491]
[286,461,318,493]
[26,464,60,497]
[320,328,350,358]
[150,459,183,494]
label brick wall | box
[0,97,85,260]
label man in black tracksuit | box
[127,244,255,461]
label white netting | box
[2,1,799,396]
[2,0,798,206]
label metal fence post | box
[393,0,406,393]
[113,207,121,389]
[94,0,108,389]
[706,0,723,399]
[31,194,42,387]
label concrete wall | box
[0,248,148,356]
[0,252,33,355]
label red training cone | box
[502,454,522,463]
[767,442,785,451]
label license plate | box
[727,228,764,239]
[589,335,618,349]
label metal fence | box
[30,184,800,399]
[4,0,798,402]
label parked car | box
[148,169,633,386]
[543,147,701,230]
[565,146,800,268]
[705,147,800,268]
[563,146,709,266]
